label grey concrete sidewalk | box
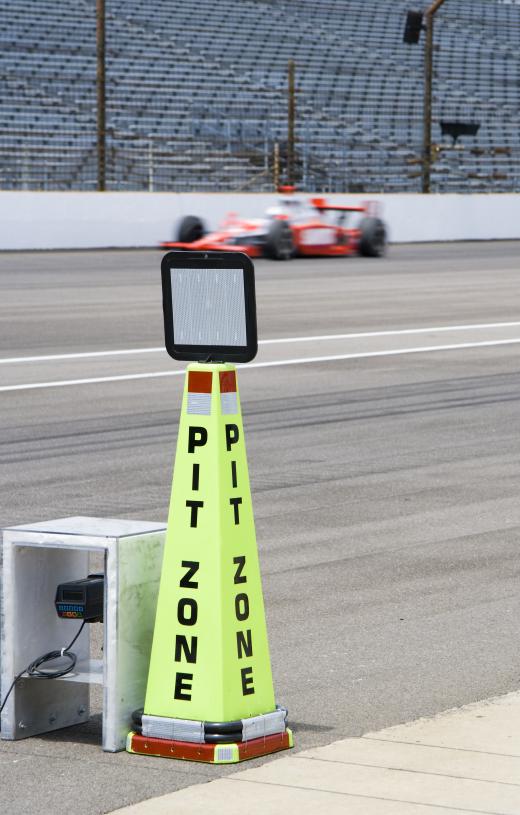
[110,691,520,814]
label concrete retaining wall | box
[1,191,519,250]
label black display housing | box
[55,574,104,622]
[161,250,258,363]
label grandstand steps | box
[2,0,519,191]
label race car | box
[162,196,387,260]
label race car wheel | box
[264,219,295,260]
[176,215,206,243]
[358,217,387,258]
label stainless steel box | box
[1,517,165,751]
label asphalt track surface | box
[1,242,520,814]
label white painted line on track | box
[2,337,520,393]
[0,370,185,392]
[0,347,163,364]
[3,321,520,365]
[259,320,520,345]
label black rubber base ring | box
[204,719,242,735]
[204,731,243,744]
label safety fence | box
[2,126,519,194]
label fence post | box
[273,142,280,191]
[287,59,295,186]
[96,0,106,191]
[422,0,447,193]
[148,139,154,192]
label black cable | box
[0,620,86,719]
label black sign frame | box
[161,250,258,363]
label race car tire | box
[176,215,206,243]
[358,217,387,257]
[264,219,295,260]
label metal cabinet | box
[1,517,165,751]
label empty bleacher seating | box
[0,0,519,191]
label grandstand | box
[1,0,519,192]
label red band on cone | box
[219,371,237,393]
[189,371,212,393]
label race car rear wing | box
[313,204,365,212]
[310,198,381,217]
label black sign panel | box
[161,251,258,363]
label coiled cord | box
[0,620,86,719]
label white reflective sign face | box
[171,267,247,346]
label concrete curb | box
[109,691,520,814]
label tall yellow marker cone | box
[127,362,292,763]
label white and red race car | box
[162,196,387,260]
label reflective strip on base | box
[214,744,240,763]
[142,714,204,743]
[242,707,287,741]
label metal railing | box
[1,126,520,193]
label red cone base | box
[127,728,293,764]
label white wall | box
[1,191,520,250]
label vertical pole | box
[148,139,154,192]
[287,59,295,186]
[273,141,280,191]
[21,147,29,190]
[302,126,308,191]
[227,120,232,154]
[422,12,433,194]
[422,0,447,193]
[96,0,106,191]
